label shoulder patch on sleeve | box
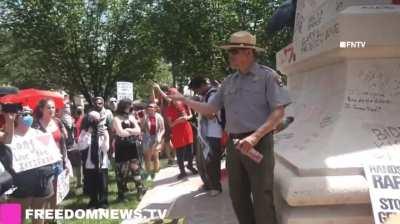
[260,65,284,87]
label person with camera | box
[112,99,145,201]
[9,106,54,224]
[0,108,17,200]
[0,111,16,145]
[77,111,110,209]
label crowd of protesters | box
[0,30,298,224]
[0,79,230,223]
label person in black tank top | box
[112,99,145,201]
[115,119,138,162]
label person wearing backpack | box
[189,77,224,197]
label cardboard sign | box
[8,132,62,173]
[56,170,70,204]
[117,81,134,101]
[364,163,400,224]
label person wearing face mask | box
[112,99,145,201]
[9,106,54,224]
[77,111,109,209]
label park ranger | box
[154,31,291,224]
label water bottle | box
[233,139,263,163]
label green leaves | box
[0,0,292,100]
[1,0,160,101]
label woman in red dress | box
[164,88,198,180]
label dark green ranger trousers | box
[227,133,277,224]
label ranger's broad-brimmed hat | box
[219,31,265,52]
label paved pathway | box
[122,162,238,224]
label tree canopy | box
[0,0,292,101]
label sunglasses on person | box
[227,48,245,55]
[228,47,253,55]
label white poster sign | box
[8,133,62,173]
[117,81,134,101]
[56,170,70,204]
[364,163,400,224]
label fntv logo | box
[0,203,22,224]
[339,41,367,48]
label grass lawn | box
[25,159,168,224]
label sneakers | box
[136,187,147,200]
[209,190,221,197]
[186,165,198,175]
[117,195,128,203]
[199,184,210,191]
[177,172,187,180]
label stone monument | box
[274,0,400,223]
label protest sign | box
[8,133,62,173]
[117,81,133,101]
[56,169,70,204]
[364,163,400,224]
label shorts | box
[142,134,158,151]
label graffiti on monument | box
[344,92,390,113]
[307,8,323,31]
[320,115,336,128]
[344,67,399,112]
[336,0,345,12]
[357,69,391,91]
[295,12,305,35]
[371,126,400,149]
[278,44,297,66]
[390,64,400,96]
[361,5,396,10]
[301,22,339,53]
[363,123,400,149]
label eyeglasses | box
[227,48,249,55]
